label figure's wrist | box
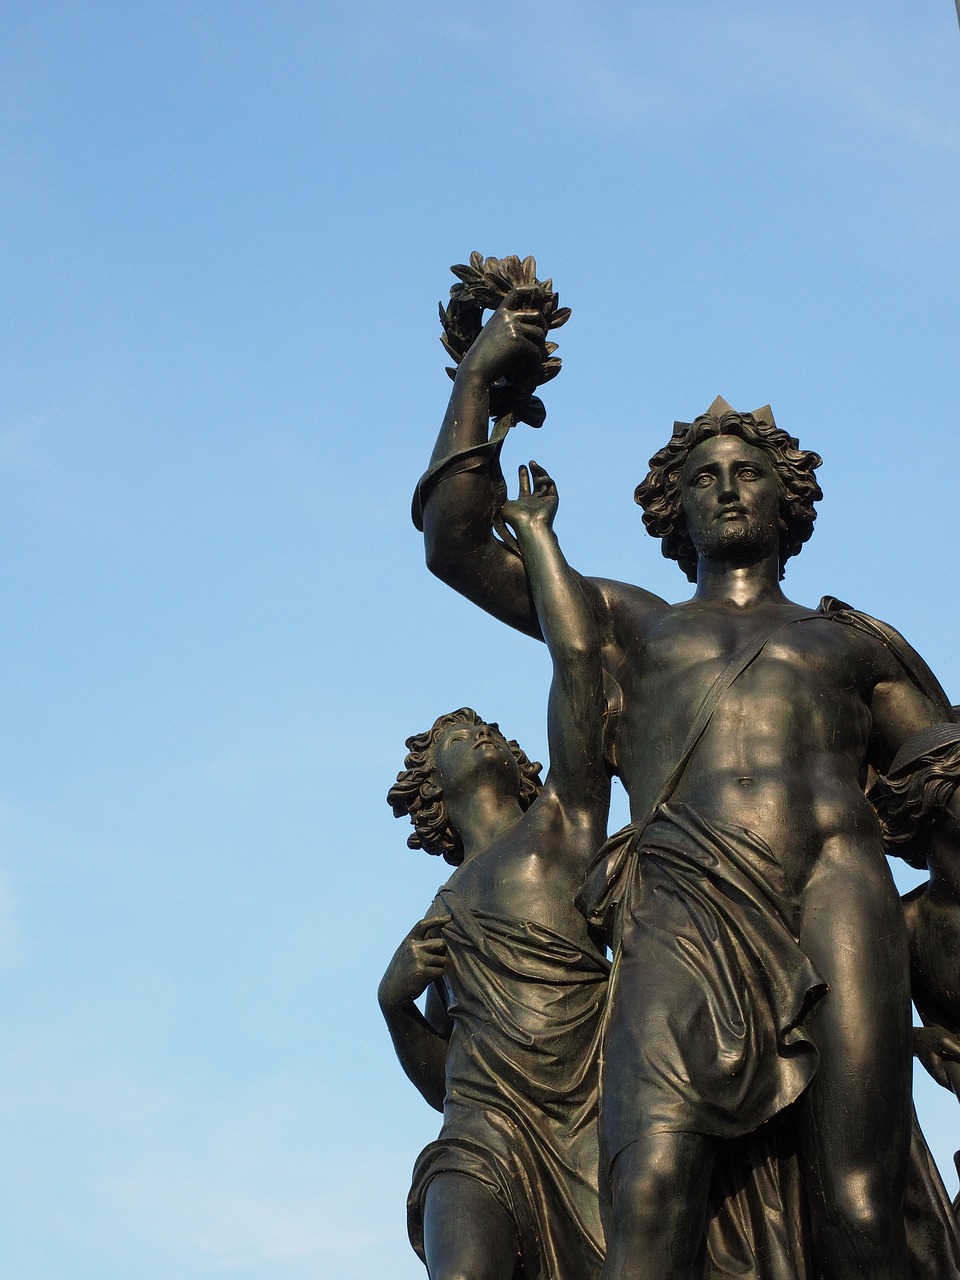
[455,347,500,396]
[511,513,556,543]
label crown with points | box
[673,395,777,435]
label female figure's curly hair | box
[634,406,823,582]
[387,708,543,865]
[869,723,960,870]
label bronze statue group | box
[379,279,960,1280]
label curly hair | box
[634,406,823,583]
[387,708,543,865]
[869,724,960,869]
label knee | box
[425,1236,518,1280]
[818,1170,900,1259]
[610,1141,692,1235]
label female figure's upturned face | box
[435,720,521,799]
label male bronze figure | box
[419,283,960,1279]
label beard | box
[690,515,779,567]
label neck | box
[448,786,525,862]
[692,550,787,608]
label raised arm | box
[421,288,552,639]
[501,463,608,820]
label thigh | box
[422,1172,520,1280]
[799,850,912,1197]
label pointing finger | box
[412,914,451,939]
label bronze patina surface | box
[383,258,960,1280]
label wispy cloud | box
[735,12,960,153]
[529,6,960,153]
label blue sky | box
[0,3,958,1276]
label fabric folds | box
[408,887,610,1280]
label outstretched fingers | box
[528,460,556,496]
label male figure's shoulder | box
[818,596,952,712]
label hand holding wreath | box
[458,286,548,393]
[439,253,571,431]
[412,254,570,538]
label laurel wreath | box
[412,254,571,550]
[438,252,571,430]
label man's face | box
[680,434,781,568]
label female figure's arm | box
[378,912,451,1112]
[501,464,609,830]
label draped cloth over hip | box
[585,803,827,1168]
[581,802,960,1279]
[408,887,610,1280]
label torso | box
[441,799,605,953]
[603,589,888,894]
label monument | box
[383,255,960,1280]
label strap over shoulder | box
[819,596,953,716]
[580,610,821,938]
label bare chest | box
[443,812,597,947]
[611,606,874,793]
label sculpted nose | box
[717,474,739,502]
